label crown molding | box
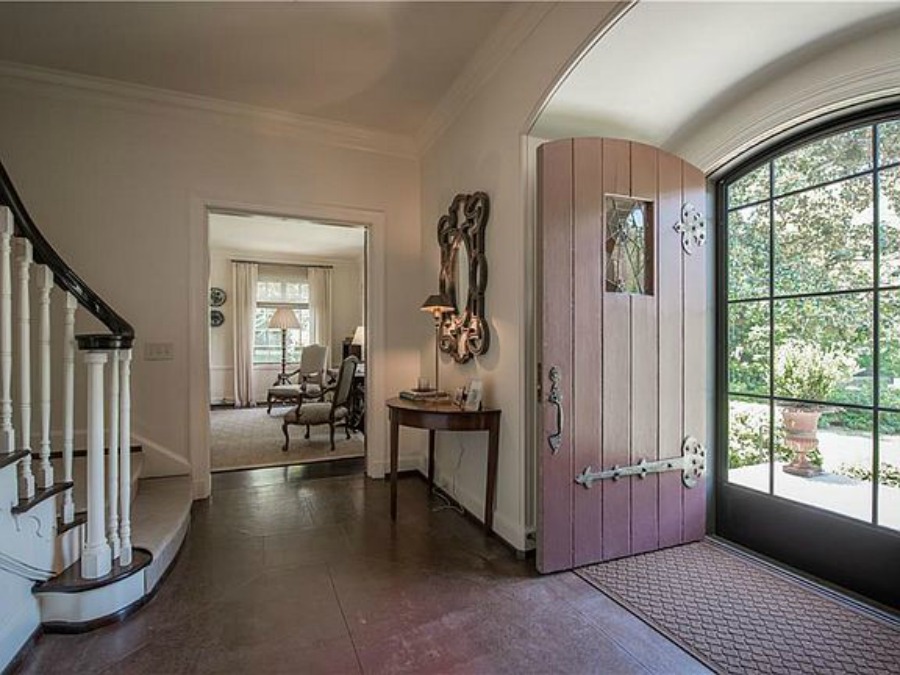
[415,2,555,153]
[678,57,900,175]
[0,61,418,160]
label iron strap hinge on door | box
[574,437,706,489]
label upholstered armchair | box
[282,356,358,452]
[266,343,329,414]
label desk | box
[386,397,501,532]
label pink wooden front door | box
[537,138,708,573]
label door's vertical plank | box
[657,151,685,548]
[537,140,575,573]
[682,162,708,543]
[601,139,631,560]
[573,139,604,565]
[630,143,659,555]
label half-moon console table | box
[386,397,501,533]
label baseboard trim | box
[414,475,529,559]
[40,594,149,635]
[1,625,41,675]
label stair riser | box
[37,570,145,628]
[50,455,142,513]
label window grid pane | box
[724,118,899,529]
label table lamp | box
[420,293,454,392]
[268,307,301,378]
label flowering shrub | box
[775,339,857,405]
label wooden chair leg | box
[281,421,290,452]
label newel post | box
[107,347,121,560]
[81,350,111,579]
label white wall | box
[0,68,424,488]
[208,247,363,404]
[0,569,39,672]
[670,20,900,174]
[419,3,624,550]
[419,4,900,552]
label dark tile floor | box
[19,459,708,674]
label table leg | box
[427,429,436,490]
[390,411,399,521]
[485,417,500,533]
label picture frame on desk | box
[463,379,483,411]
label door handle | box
[547,366,563,454]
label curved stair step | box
[30,474,191,632]
[33,549,153,633]
[11,482,73,515]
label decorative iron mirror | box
[437,192,490,363]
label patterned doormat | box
[575,541,900,674]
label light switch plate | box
[144,342,174,361]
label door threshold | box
[706,535,900,624]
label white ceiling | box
[534,2,900,145]
[209,212,365,261]
[0,2,514,135]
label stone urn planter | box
[775,339,857,478]
[781,407,823,477]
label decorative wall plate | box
[210,309,225,327]
[209,287,227,307]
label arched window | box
[719,108,900,532]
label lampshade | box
[268,307,301,330]
[420,293,454,314]
[352,325,365,346]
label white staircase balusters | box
[119,349,133,567]
[36,265,53,489]
[106,349,120,560]
[81,351,110,579]
[61,293,77,524]
[14,238,34,499]
[0,209,14,455]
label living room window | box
[720,110,900,531]
[253,265,311,364]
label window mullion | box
[872,123,882,526]
[768,160,776,497]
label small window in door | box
[605,196,653,295]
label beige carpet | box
[210,406,365,472]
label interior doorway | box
[206,210,368,473]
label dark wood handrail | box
[0,158,134,349]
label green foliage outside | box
[836,462,900,488]
[727,121,900,434]
[727,121,900,475]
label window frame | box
[252,276,311,365]
[716,103,900,532]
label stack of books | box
[399,389,449,402]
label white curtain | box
[307,267,332,364]
[232,262,258,407]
